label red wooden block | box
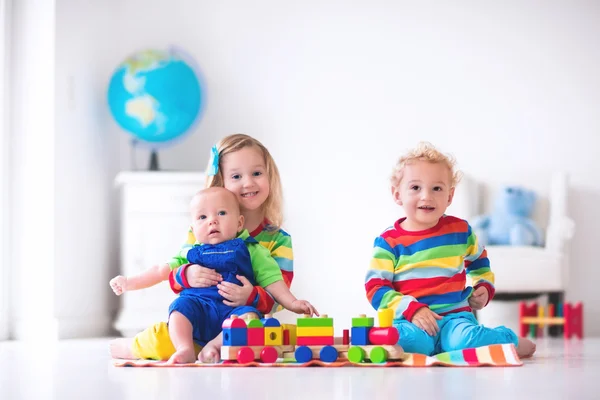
[342,329,350,345]
[223,316,247,329]
[283,329,290,345]
[519,302,538,337]
[247,328,265,346]
[296,336,334,346]
[368,327,399,345]
[565,302,584,339]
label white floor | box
[0,338,598,400]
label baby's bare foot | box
[109,338,136,359]
[516,337,536,358]
[198,341,221,363]
[167,347,196,364]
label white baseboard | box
[12,314,112,340]
[13,317,59,341]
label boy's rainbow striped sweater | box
[365,215,495,322]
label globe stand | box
[149,150,159,171]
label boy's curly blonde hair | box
[390,141,462,189]
[205,134,283,230]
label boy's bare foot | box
[516,337,536,358]
[198,339,221,363]
[167,347,197,364]
[109,338,136,359]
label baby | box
[110,187,318,363]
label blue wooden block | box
[351,327,370,345]
[223,327,247,346]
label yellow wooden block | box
[265,326,284,345]
[296,326,334,337]
[378,308,393,328]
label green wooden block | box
[352,317,374,328]
[247,319,264,328]
[296,317,334,327]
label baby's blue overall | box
[395,311,518,355]
[168,237,261,346]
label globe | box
[107,48,204,147]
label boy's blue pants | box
[394,311,518,356]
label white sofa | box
[447,172,575,334]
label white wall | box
[8,0,120,339]
[106,1,600,335]
[8,1,599,338]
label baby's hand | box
[110,275,128,295]
[290,300,319,317]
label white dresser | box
[113,171,205,337]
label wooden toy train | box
[221,309,406,364]
[519,301,583,339]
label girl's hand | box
[290,300,319,317]
[411,307,442,336]
[186,264,223,288]
[218,275,254,307]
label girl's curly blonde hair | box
[390,141,462,189]
[205,134,283,230]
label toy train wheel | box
[260,346,278,363]
[294,346,313,363]
[348,346,366,363]
[237,347,255,364]
[319,345,338,362]
[369,346,387,363]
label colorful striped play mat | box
[114,343,522,368]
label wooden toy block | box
[368,327,399,345]
[296,335,335,345]
[521,317,565,325]
[378,309,393,328]
[265,326,284,345]
[352,314,374,328]
[519,302,538,337]
[261,314,281,327]
[247,327,265,346]
[220,344,295,361]
[283,329,290,345]
[565,302,584,339]
[351,326,370,345]
[282,323,297,345]
[223,327,247,346]
[296,326,334,337]
[297,314,334,327]
[247,318,264,328]
[342,329,350,345]
[222,314,247,329]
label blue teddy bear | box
[471,186,543,247]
